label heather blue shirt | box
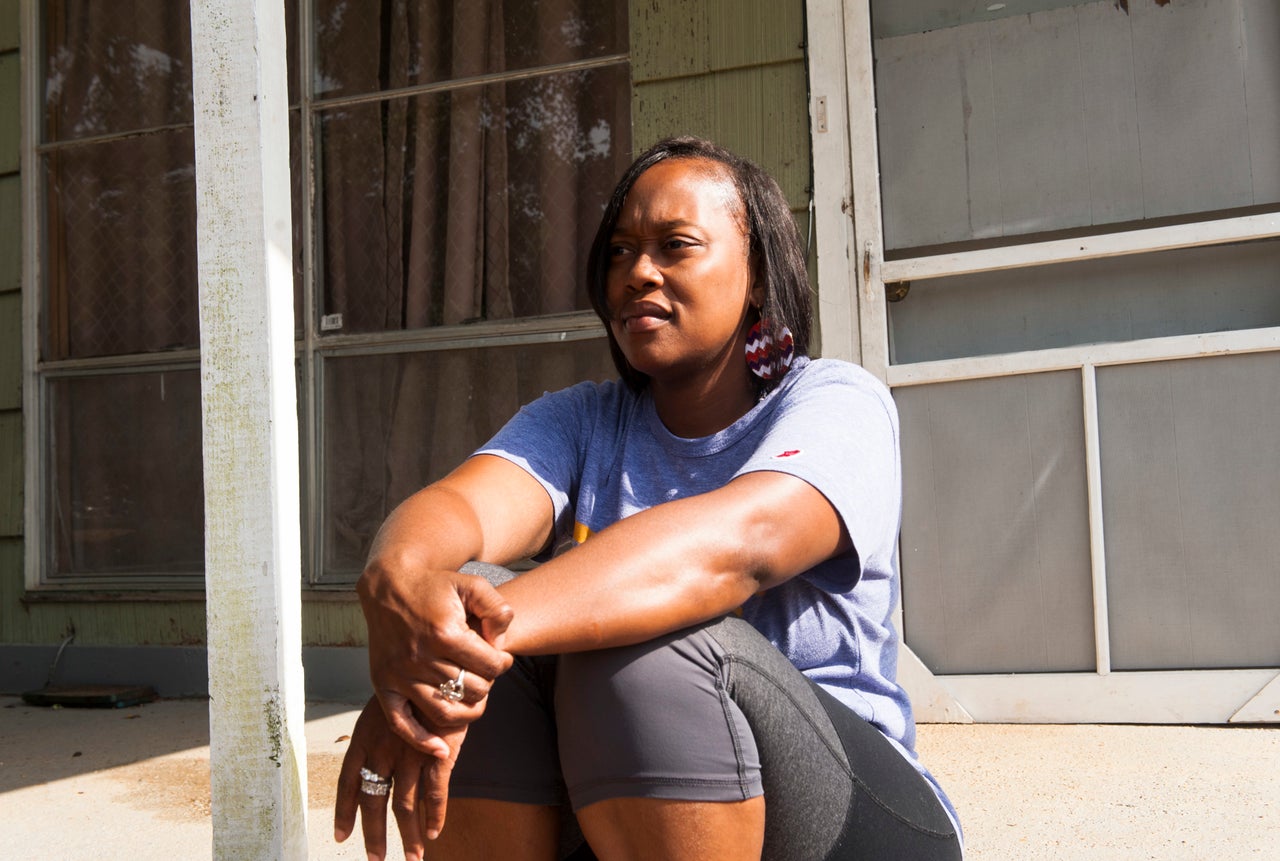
[476,356,956,826]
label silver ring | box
[438,668,466,703]
[359,767,391,796]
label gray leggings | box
[454,563,961,861]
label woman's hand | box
[358,562,515,754]
[335,697,471,860]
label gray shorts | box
[453,563,960,861]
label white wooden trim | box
[887,326,1280,387]
[190,1,309,857]
[938,669,1279,724]
[842,0,889,382]
[804,0,859,365]
[1080,364,1111,675]
[881,210,1280,284]
[899,645,973,724]
[1230,671,1280,724]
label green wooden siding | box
[630,0,811,210]
[0,174,17,294]
[0,410,18,536]
[0,0,813,648]
[0,52,17,175]
[0,0,16,54]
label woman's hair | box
[587,136,813,391]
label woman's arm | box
[494,468,852,655]
[357,454,557,751]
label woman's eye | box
[664,238,690,250]
[609,244,630,258]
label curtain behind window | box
[315,1,628,576]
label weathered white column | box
[189,1,308,858]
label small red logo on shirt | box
[773,449,802,459]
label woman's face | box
[605,158,761,388]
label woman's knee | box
[554,622,762,809]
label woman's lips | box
[620,303,670,333]
[623,314,668,333]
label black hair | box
[586,136,813,392]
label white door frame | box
[805,0,1280,724]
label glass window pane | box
[897,372,1096,675]
[320,338,615,579]
[43,128,199,360]
[872,1,1280,252]
[43,0,193,141]
[887,238,1280,365]
[314,0,628,99]
[316,64,630,334]
[1098,353,1280,671]
[48,370,205,580]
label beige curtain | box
[320,1,626,575]
[43,1,205,577]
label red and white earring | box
[745,318,794,380]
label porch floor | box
[1,695,1275,859]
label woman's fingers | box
[356,762,393,861]
[417,725,467,841]
[390,757,427,861]
[382,666,494,752]
[333,731,366,843]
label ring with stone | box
[359,767,391,796]
[438,668,467,703]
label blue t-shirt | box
[476,356,956,826]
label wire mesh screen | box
[313,0,628,98]
[317,63,629,334]
[43,129,199,360]
[320,337,615,580]
[1098,352,1280,671]
[48,370,205,580]
[897,372,1097,675]
[42,0,193,142]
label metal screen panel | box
[888,239,1280,365]
[898,372,1096,674]
[320,337,614,580]
[48,370,205,580]
[1098,352,1280,670]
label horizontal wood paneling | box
[0,409,18,535]
[0,174,18,294]
[0,291,19,409]
[634,62,810,208]
[0,51,17,174]
[631,0,804,83]
[303,600,367,647]
[0,0,15,53]
[630,0,810,212]
[0,540,210,645]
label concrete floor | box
[1,695,1277,859]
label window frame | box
[21,0,629,591]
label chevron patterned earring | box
[745,318,795,380]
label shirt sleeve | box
[735,362,902,588]
[472,380,602,541]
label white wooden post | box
[189,1,308,858]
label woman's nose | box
[626,251,662,291]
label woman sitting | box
[334,136,962,860]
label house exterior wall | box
[0,0,812,657]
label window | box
[32,1,630,587]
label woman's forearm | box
[494,471,847,655]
